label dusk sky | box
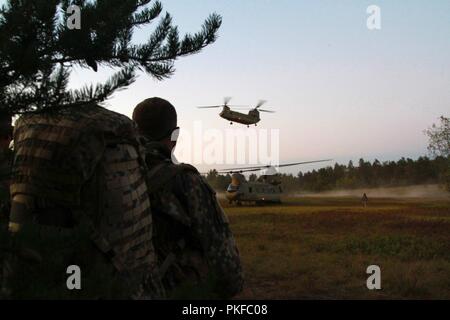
[6,0,450,173]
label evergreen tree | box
[0,0,222,115]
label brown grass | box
[222,196,450,299]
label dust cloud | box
[296,184,449,199]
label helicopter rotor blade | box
[220,159,333,172]
[224,97,232,106]
[276,159,333,168]
[255,100,267,109]
[217,167,279,174]
[258,109,275,113]
[230,107,256,110]
[198,104,248,109]
[197,106,223,109]
[216,169,258,174]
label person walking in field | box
[362,193,369,208]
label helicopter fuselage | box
[216,160,332,206]
[225,173,282,204]
[220,107,260,125]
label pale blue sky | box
[4,1,450,173]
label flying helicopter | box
[197,97,275,127]
[212,159,332,205]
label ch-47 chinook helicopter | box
[215,159,332,205]
[198,97,275,127]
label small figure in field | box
[362,193,369,208]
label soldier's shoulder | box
[149,162,199,179]
[147,161,209,193]
[172,164,217,195]
[176,163,200,175]
[173,163,206,184]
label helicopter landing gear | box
[230,122,233,125]
[247,125,249,128]
[255,123,257,126]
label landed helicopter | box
[214,160,332,205]
[198,97,275,127]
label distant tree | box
[414,156,434,184]
[426,116,450,158]
[205,169,230,191]
[216,174,231,191]
[206,169,218,180]
[0,0,222,115]
[371,159,382,185]
[425,116,450,190]
[357,158,373,187]
[333,163,345,181]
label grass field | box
[220,194,450,299]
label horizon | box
[203,154,444,177]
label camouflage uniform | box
[0,147,11,219]
[0,146,11,298]
[6,105,160,299]
[143,140,243,299]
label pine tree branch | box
[0,0,222,114]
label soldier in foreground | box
[133,97,243,299]
[3,104,161,299]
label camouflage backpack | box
[5,104,159,299]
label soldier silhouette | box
[362,193,369,208]
[133,97,243,299]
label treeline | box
[205,156,450,192]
